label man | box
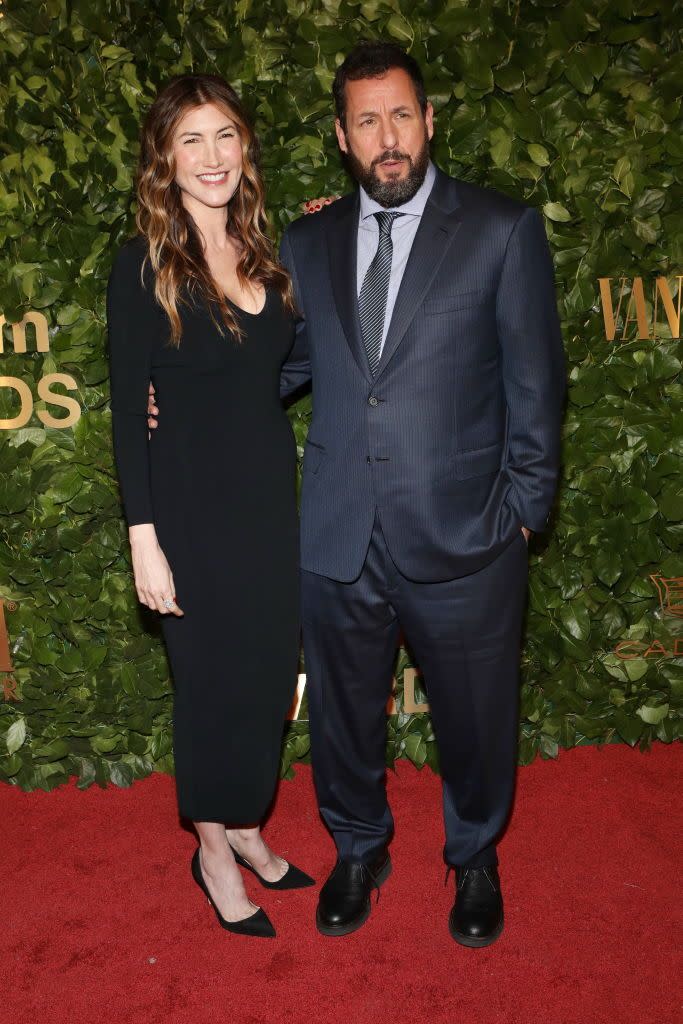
[149,42,565,946]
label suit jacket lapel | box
[374,171,463,380]
[326,191,374,384]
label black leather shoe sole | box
[448,911,504,948]
[316,857,392,937]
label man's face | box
[335,67,434,208]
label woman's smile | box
[197,171,230,184]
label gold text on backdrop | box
[0,311,81,428]
[598,276,682,341]
[287,667,430,721]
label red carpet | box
[4,744,681,1024]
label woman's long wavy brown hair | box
[135,74,294,346]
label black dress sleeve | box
[279,229,312,399]
[107,238,160,527]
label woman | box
[107,74,312,938]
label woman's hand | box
[147,381,159,435]
[129,524,183,615]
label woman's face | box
[172,101,244,213]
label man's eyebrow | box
[178,123,236,137]
[355,105,412,118]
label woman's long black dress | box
[107,236,299,823]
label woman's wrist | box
[129,522,158,547]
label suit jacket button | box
[368,396,379,406]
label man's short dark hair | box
[333,41,428,130]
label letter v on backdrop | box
[598,276,682,341]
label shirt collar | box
[359,160,436,221]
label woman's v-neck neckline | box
[225,289,268,317]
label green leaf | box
[614,709,644,747]
[528,143,550,167]
[8,428,46,448]
[386,13,413,44]
[593,548,622,587]
[403,732,427,767]
[56,303,82,326]
[564,52,594,94]
[573,716,606,740]
[636,703,669,726]
[622,487,658,524]
[543,202,572,222]
[559,600,591,640]
[34,643,60,666]
[495,66,524,92]
[489,127,512,168]
[57,648,83,673]
[51,468,84,503]
[83,645,108,670]
[91,733,125,755]
[109,761,134,787]
[6,718,27,756]
[33,738,70,761]
[583,44,609,80]
[659,482,683,522]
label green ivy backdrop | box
[0,0,681,792]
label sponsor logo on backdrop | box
[650,575,683,619]
[0,310,81,429]
[287,666,429,721]
[0,598,20,701]
[613,574,683,660]
[598,276,682,341]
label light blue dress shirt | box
[356,160,437,357]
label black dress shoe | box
[229,846,315,890]
[448,864,504,947]
[191,848,276,937]
[316,851,392,936]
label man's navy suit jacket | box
[279,167,566,583]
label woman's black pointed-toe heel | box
[229,846,316,890]
[191,848,276,937]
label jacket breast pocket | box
[423,290,488,315]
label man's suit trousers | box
[301,512,529,868]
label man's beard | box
[343,131,431,208]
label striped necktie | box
[358,211,403,375]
